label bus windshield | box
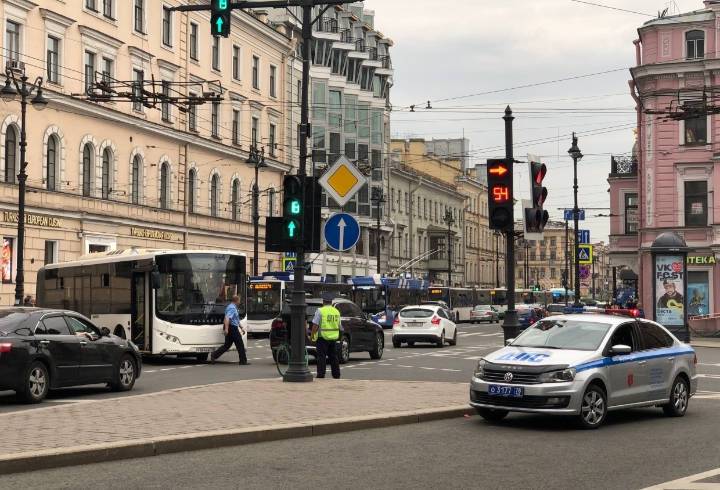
[248,282,282,320]
[155,254,246,325]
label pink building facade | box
[610,0,720,324]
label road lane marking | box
[643,467,720,489]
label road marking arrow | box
[338,217,346,251]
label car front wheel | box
[19,361,49,404]
[578,385,607,429]
[663,376,689,417]
[110,355,137,392]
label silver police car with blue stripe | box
[469,311,698,428]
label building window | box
[210,173,220,217]
[232,110,240,145]
[232,45,240,80]
[297,80,301,105]
[270,65,277,97]
[688,270,710,316]
[4,126,17,184]
[160,162,170,209]
[624,193,638,234]
[212,36,220,71]
[86,0,97,11]
[211,102,220,138]
[189,22,198,61]
[132,69,143,112]
[101,148,112,200]
[131,155,141,204]
[103,0,114,19]
[161,81,171,122]
[269,124,276,157]
[5,21,20,62]
[268,189,275,217]
[44,240,58,265]
[684,104,707,145]
[188,92,197,131]
[46,135,57,191]
[251,117,258,148]
[252,56,259,89]
[47,36,60,84]
[134,0,145,33]
[162,6,173,47]
[231,179,240,221]
[188,168,196,213]
[102,57,113,83]
[84,51,96,92]
[686,30,705,60]
[685,181,708,227]
[82,143,93,197]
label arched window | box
[188,168,197,213]
[687,30,705,60]
[82,143,93,197]
[5,126,17,184]
[210,173,220,217]
[160,162,170,209]
[231,179,240,221]
[101,148,112,199]
[46,135,57,191]
[131,155,141,204]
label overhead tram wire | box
[569,0,656,17]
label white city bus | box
[36,249,247,361]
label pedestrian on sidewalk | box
[210,295,249,365]
[310,294,341,379]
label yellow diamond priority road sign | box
[318,156,367,207]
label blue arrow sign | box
[324,212,360,252]
[564,209,585,221]
[577,229,590,244]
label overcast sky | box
[364,0,701,242]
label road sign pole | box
[502,106,519,342]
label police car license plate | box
[195,347,214,353]
[488,385,523,398]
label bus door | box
[131,272,149,351]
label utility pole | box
[494,232,500,288]
[568,133,583,307]
[171,0,361,383]
[564,220,569,305]
[371,187,385,275]
[502,106,519,340]
[443,209,455,286]
[247,146,267,277]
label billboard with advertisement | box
[1,238,12,283]
[654,255,685,326]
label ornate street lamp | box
[246,146,267,277]
[568,133,583,307]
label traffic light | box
[211,0,231,37]
[283,175,303,243]
[303,177,322,252]
[486,158,513,230]
[524,160,549,236]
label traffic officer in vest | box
[310,294,342,379]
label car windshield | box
[401,308,434,318]
[511,319,613,351]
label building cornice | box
[5,0,38,13]
[127,46,154,63]
[39,8,76,29]
[157,58,181,74]
[78,25,124,50]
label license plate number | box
[195,347,214,353]
[488,385,523,398]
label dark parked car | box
[544,303,568,316]
[270,298,384,363]
[517,306,544,330]
[0,308,142,403]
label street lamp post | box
[371,188,385,275]
[443,209,455,286]
[1,67,48,305]
[245,146,267,277]
[568,133,583,307]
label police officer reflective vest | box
[318,305,341,341]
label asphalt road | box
[4,398,720,490]
[2,321,720,414]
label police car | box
[469,308,698,429]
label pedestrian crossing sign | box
[283,258,296,271]
[577,245,593,265]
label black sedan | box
[0,308,142,403]
[270,298,384,363]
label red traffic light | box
[531,162,547,184]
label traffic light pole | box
[502,106,519,342]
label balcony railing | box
[355,39,366,52]
[610,155,637,177]
[380,56,392,69]
[367,47,378,60]
[316,17,338,33]
[340,29,354,43]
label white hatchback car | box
[392,305,458,348]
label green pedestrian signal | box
[286,219,298,238]
[282,175,304,244]
[211,0,231,38]
[289,199,301,215]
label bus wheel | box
[114,326,126,339]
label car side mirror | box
[610,344,632,355]
[505,338,515,346]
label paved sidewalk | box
[0,379,468,472]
